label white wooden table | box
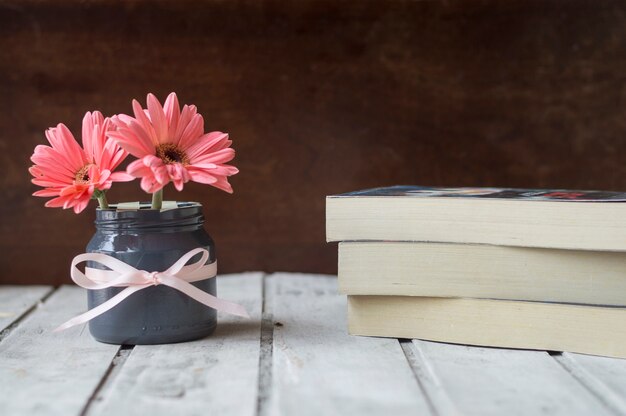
[1,274,626,416]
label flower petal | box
[100,137,128,171]
[32,177,71,188]
[33,188,62,197]
[212,164,240,176]
[163,92,180,140]
[140,175,164,193]
[153,165,170,185]
[81,112,96,158]
[211,176,234,193]
[126,158,153,177]
[57,124,90,167]
[31,145,76,177]
[29,165,74,184]
[187,167,218,184]
[166,163,190,192]
[45,195,71,208]
[132,99,158,146]
[147,93,168,144]
[177,113,204,151]
[108,148,129,171]
[173,104,197,145]
[107,130,154,159]
[73,197,91,214]
[185,131,229,161]
[45,125,87,171]
[110,171,135,182]
[190,147,236,165]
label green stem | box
[151,189,163,210]
[96,193,109,210]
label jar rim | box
[94,201,205,231]
[98,201,202,211]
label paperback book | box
[327,186,626,251]
[338,241,626,305]
[348,295,626,358]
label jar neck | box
[94,202,205,233]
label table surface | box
[1,274,626,416]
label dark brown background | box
[1,0,625,284]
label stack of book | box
[326,186,626,358]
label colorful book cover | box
[333,185,626,202]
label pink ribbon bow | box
[55,248,249,332]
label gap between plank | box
[399,339,460,416]
[550,352,626,416]
[256,273,274,416]
[0,286,57,343]
[80,344,134,416]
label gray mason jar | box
[86,202,217,345]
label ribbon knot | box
[54,248,249,332]
[148,271,161,286]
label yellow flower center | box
[75,164,92,184]
[156,143,189,165]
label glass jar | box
[86,202,217,344]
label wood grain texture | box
[411,340,613,416]
[0,285,51,331]
[1,0,626,283]
[556,352,626,414]
[2,277,626,414]
[0,286,120,415]
[266,274,432,415]
[88,273,264,416]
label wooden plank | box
[266,273,432,416]
[0,285,52,332]
[0,286,120,415]
[88,273,264,416]
[411,340,613,416]
[555,353,626,414]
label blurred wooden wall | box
[1,0,625,284]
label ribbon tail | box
[162,277,250,318]
[53,286,146,332]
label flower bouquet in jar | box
[30,93,248,345]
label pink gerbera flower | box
[108,92,238,194]
[30,112,131,213]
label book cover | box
[333,185,626,202]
